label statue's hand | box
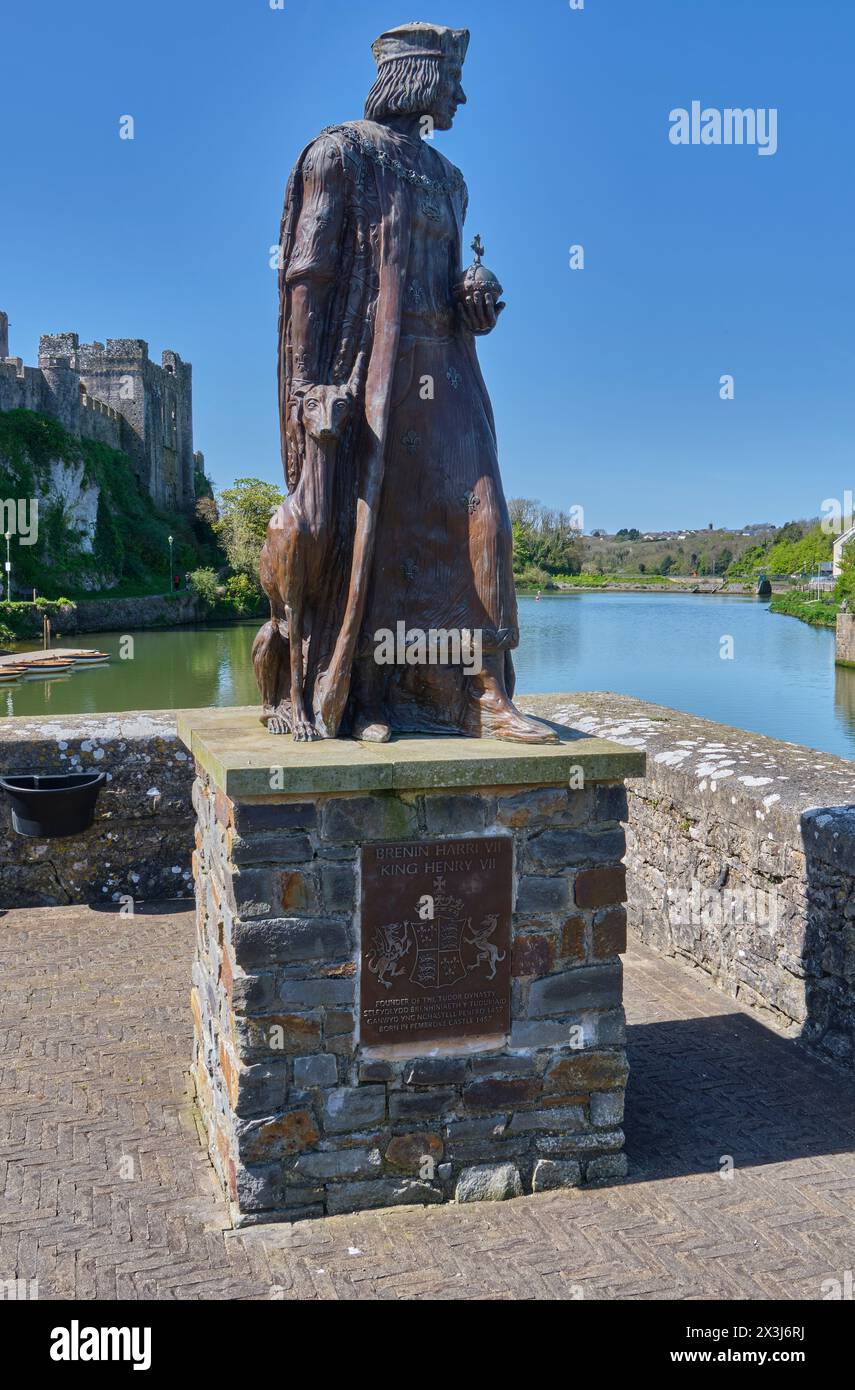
[457,291,505,337]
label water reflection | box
[1,598,854,761]
[835,663,855,740]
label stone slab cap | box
[177,708,645,798]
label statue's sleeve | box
[284,134,347,391]
[286,135,346,288]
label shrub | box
[223,573,261,615]
[515,565,555,591]
[189,567,221,607]
[836,540,855,605]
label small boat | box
[19,660,76,673]
[70,651,110,663]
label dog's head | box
[298,384,354,443]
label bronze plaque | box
[360,836,513,1047]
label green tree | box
[836,540,855,604]
[763,525,832,577]
[214,478,284,579]
[511,519,533,571]
[509,499,584,579]
[726,542,768,578]
[776,520,805,546]
[189,567,221,606]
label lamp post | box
[4,532,10,602]
[168,535,174,592]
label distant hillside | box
[0,409,222,597]
[510,499,778,584]
[508,498,842,587]
[582,526,770,578]
[726,523,833,579]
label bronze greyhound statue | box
[253,379,357,740]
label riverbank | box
[768,591,839,629]
[518,576,782,596]
[0,592,206,644]
[0,589,272,649]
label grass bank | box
[516,573,679,593]
[768,591,839,629]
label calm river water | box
[4,593,854,760]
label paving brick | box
[3,902,855,1304]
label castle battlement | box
[3,312,196,511]
[38,332,80,366]
[78,338,150,365]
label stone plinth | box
[837,611,855,667]
[178,710,644,1225]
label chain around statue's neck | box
[320,122,465,196]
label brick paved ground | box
[1,903,853,1301]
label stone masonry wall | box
[838,612,855,668]
[524,694,855,1067]
[66,592,207,633]
[190,771,631,1224]
[0,710,194,907]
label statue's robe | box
[278,120,518,736]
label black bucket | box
[0,771,106,838]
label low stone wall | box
[0,710,194,907]
[838,611,855,667]
[523,695,855,1066]
[65,592,206,634]
[1,594,206,642]
[2,696,853,1069]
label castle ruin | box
[0,310,197,511]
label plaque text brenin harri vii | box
[360,837,513,1047]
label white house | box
[833,524,855,577]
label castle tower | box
[1,321,197,512]
[37,331,83,435]
[39,331,80,366]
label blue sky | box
[2,0,853,532]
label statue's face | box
[431,61,467,130]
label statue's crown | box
[372,21,470,68]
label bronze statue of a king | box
[253,20,557,746]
